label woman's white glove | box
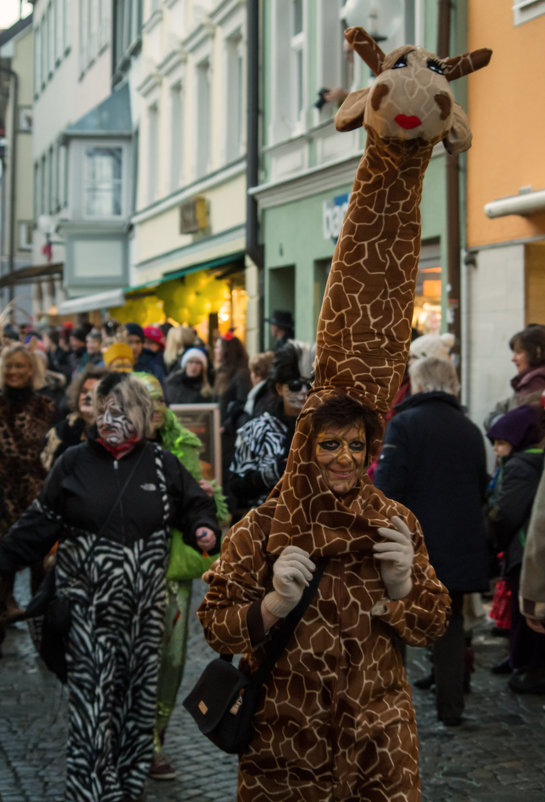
[263,546,316,618]
[372,515,414,600]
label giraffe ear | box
[443,102,472,155]
[443,48,492,81]
[344,27,386,75]
[335,87,371,132]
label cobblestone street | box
[1,573,545,801]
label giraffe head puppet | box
[262,28,492,558]
[336,27,492,154]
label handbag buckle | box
[229,691,244,716]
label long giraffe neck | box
[313,129,434,416]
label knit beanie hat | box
[410,332,455,361]
[486,404,541,451]
[143,325,166,350]
[181,347,208,371]
[125,322,145,341]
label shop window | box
[314,259,331,331]
[19,221,33,252]
[83,146,123,217]
[413,239,442,334]
[525,242,545,323]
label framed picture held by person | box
[170,403,222,483]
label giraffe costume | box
[198,27,492,802]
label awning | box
[124,251,245,295]
[57,288,126,315]
[0,262,63,289]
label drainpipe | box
[437,1,461,371]
[246,0,264,350]
[0,66,18,309]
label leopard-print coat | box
[0,390,54,536]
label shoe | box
[414,672,435,690]
[149,752,176,780]
[491,657,512,675]
[508,669,545,695]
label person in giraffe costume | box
[198,26,492,802]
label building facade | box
[253,0,467,349]
[464,0,545,427]
[0,15,37,323]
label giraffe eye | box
[393,55,408,69]
[427,59,444,75]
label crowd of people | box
[1,311,545,800]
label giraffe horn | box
[443,48,492,81]
[344,27,385,76]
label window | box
[270,0,307,141]
[19,221,33,251]
[41,154,47,215]
[99,0,111,49]
[33,162,40,219]
[513,0,545,24]
[64,0,72,52]
[49,146,55,213]
[40,17,47,87]
[113,0,143,75]
[56,0,64,62]
[290,0,305,125]
[83,146,123,217]
[225,31,244,162]
[48,3,55,76]
[34,25,42,95]
[170,83,183,192]
[196,59,211,177]
[147,104,159,202]
[79,0,88,72]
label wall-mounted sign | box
[180,196,209,234]
[322,193,349,242]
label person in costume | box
[104,341,135,373]
[0,343,54,617]
[41,364,108,471]
[229,341,313,516]
[198,25,491,802]
[0,372,220,802]
[132,372,229,780]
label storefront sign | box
[322,193,349,242]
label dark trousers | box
[509,565,545,670]
[433,591,465,720]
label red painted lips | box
[395,114,422,130]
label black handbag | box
[183,558,327,754]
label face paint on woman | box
[97,398,136,446]
[315,424,367,496]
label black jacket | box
[488,448,544,574]
[0,437,220,577]
[374,391,489,593]
[165,371,209,405]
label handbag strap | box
[251,557,328,685]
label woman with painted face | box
[229,341,314,518]
[0,343,54,618]
[41,364,109,471]
[198,393,448,801]
[133,372,229,780]
[0,372,220,802]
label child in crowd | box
[487,405,545,692]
